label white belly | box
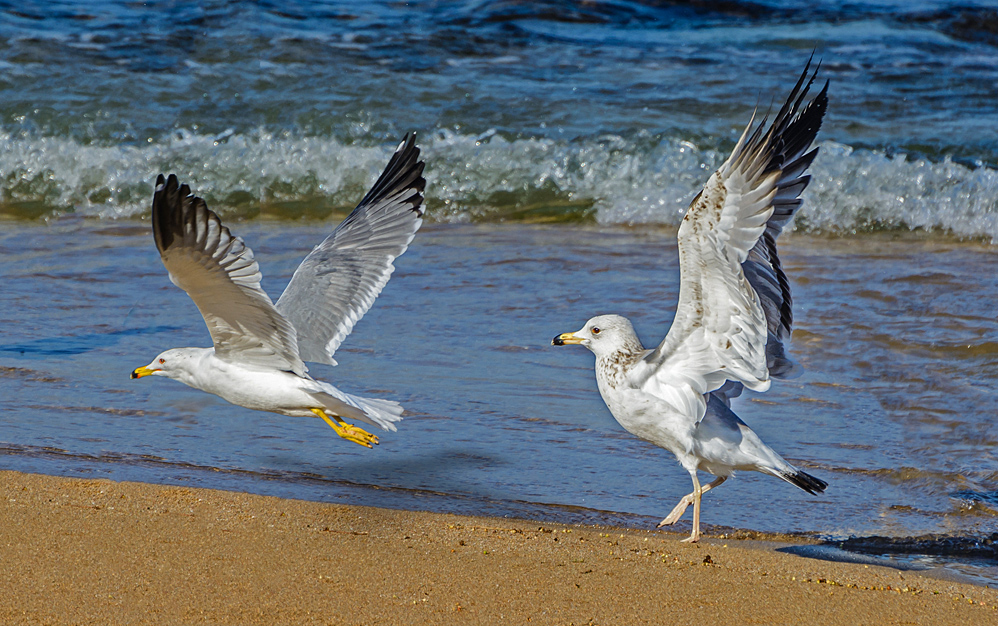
[600,385,697,465]
[188,355,318,417]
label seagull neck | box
[597,345,644,363]
[596,343,645,382]
[171,348,215,389]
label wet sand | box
[0,470,994,625]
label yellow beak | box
[130,366,157,379]
[552,332,584,346]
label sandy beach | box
[0,471,993,625]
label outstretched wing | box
[275,133,426,365]
[634,60,828,420]
[153,174,306,376]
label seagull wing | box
[153,174,306,376]
[634,61,828,421]
[275,133,426,365]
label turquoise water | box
[1,1,997,582]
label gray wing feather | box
[276,133,426,365]
[645,59,827,382]
[153,174,306,375]
[741,60,827,378]
[711,380,745,409]
[708,62,828,409]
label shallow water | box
[1,0,997,583]
[2,221,997,582]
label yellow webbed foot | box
[311,409,379,448]
[334,421,380,448]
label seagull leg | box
[311,408,379,448]
[681,472,703,543]
[658,476,727,527]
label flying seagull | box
[552,63,829,542]
[132,134,425,448]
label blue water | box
[1,0,997,583]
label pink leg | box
[658,475,727,533]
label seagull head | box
[552,314,644,357]
[131,348,202,384]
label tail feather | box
[779,468,827,495]
[351,396,403,432]
[307,381,403,432]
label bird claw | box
[681,534,700,544]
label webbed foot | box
[311,409,379,448]
[658,495,694,527]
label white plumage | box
[553,62,829,542]
[132,134,425,448]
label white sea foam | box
[0,128,399,219]
[804,143,998,240]
[1,128,996,241]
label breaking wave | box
[1,128,996,241]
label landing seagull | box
[132,134,425,448]
[553,63,829,542]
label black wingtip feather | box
[355,132,427,216]
[152,173,184,253]
[766,68,827,175]
[152,173,224,257]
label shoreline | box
[1,470,995,625]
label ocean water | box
[1,1,997,583]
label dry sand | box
[0,470,995,625]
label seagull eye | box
[591,327,601,335]
[158,358,165,364]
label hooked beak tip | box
[131,366,156,379]
[552,332,583,346]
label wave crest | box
[1,129,997,241]
[803,143,998,240]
